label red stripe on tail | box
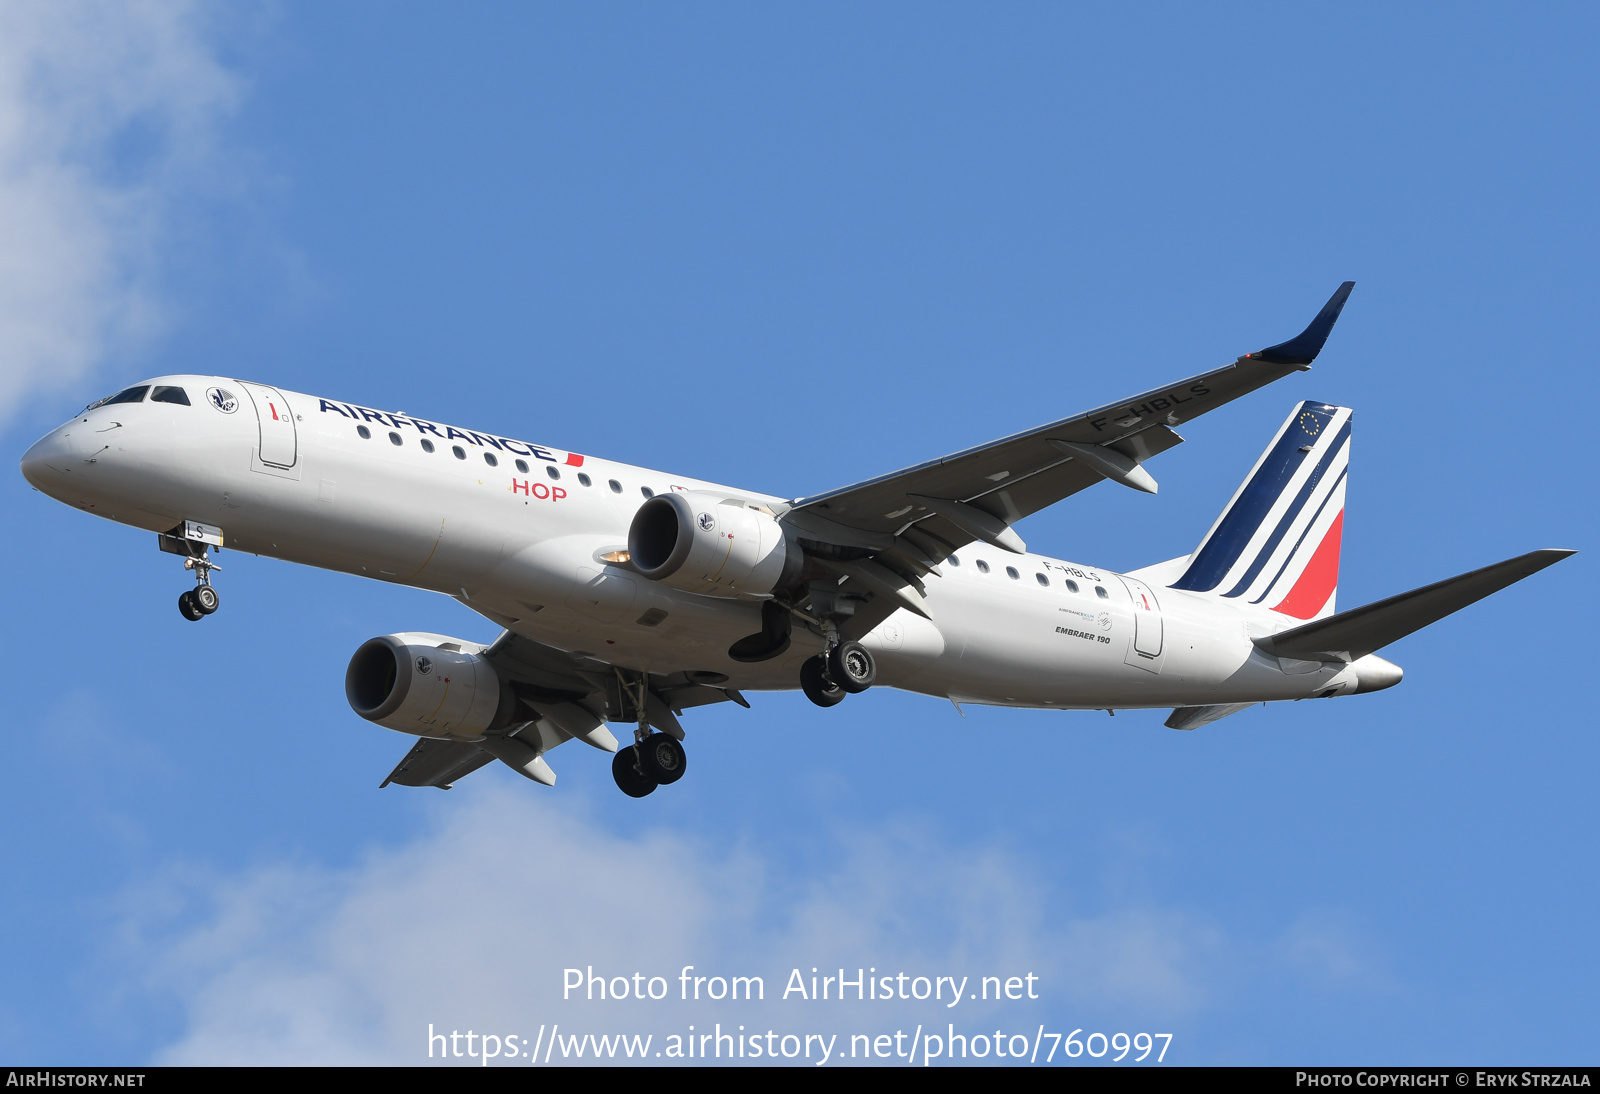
[1271,510,1343,619]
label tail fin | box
[1169,400,1351,620]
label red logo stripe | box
[1271,510,1343,619]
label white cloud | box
[125,787,1246,1066]
[0,0,238,425]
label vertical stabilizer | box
[1169,401,1351,621]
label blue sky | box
[1,2,1594,1065]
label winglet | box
[1248,281,1356,367]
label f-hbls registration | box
[20,285,1573,796]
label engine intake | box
[345,632,510,740]
[628,491,799,597]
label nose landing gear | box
[160,521,224,622]
[177,566,220,621]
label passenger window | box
[547,465,560,480]
[578,473,592,487]
[975,560,990,574]
[357,425,371,439]
[1095,586,1109,599]
[101,385,150,406]
[515,459,529,473]
[150,386,190,406]
[1035,573,1048,587]
[484,452,499,467]
[609,479,623,494]
[948,554,960,566]
[388,432,402,446]
[1006,566,1020,580]
[1065,579,1080,593]
[452,446,466,460]
[421,439,435,453]
[641,486,654,498]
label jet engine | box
[345,632,512,740]
[628,491,800,597]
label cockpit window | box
[88,385,150,409]
[150,386,190,406]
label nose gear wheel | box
[163,527,223,621]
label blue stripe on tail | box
[1170,401,1338,593]
[1251,465,1347,606]
[1219,418,1350,598]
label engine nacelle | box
[628,491,799,598]
[345,632,510,741]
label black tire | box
[178,590,203,621]
[193,585,220,614]
[829,640,876,693]
[612,747,657,798]
[639,733,687,785]
[800,655,846,707]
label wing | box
[378,629,747,789]
[782,283,1356,569]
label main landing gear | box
[611,668,688,798]
[611,733,686,798]
[800,638,876,708]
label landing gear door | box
[1116,574,1164,671]
[241,382,298,468]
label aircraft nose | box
[20,427,77,492]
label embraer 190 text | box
[19,284,1573,796]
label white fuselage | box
[21,376,1391,711]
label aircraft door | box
[241,382,298,468]
[1116,575,1164,663]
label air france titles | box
[318,400,585,469]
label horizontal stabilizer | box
[1254,549,1575,663]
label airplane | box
[18,283,1574,797]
